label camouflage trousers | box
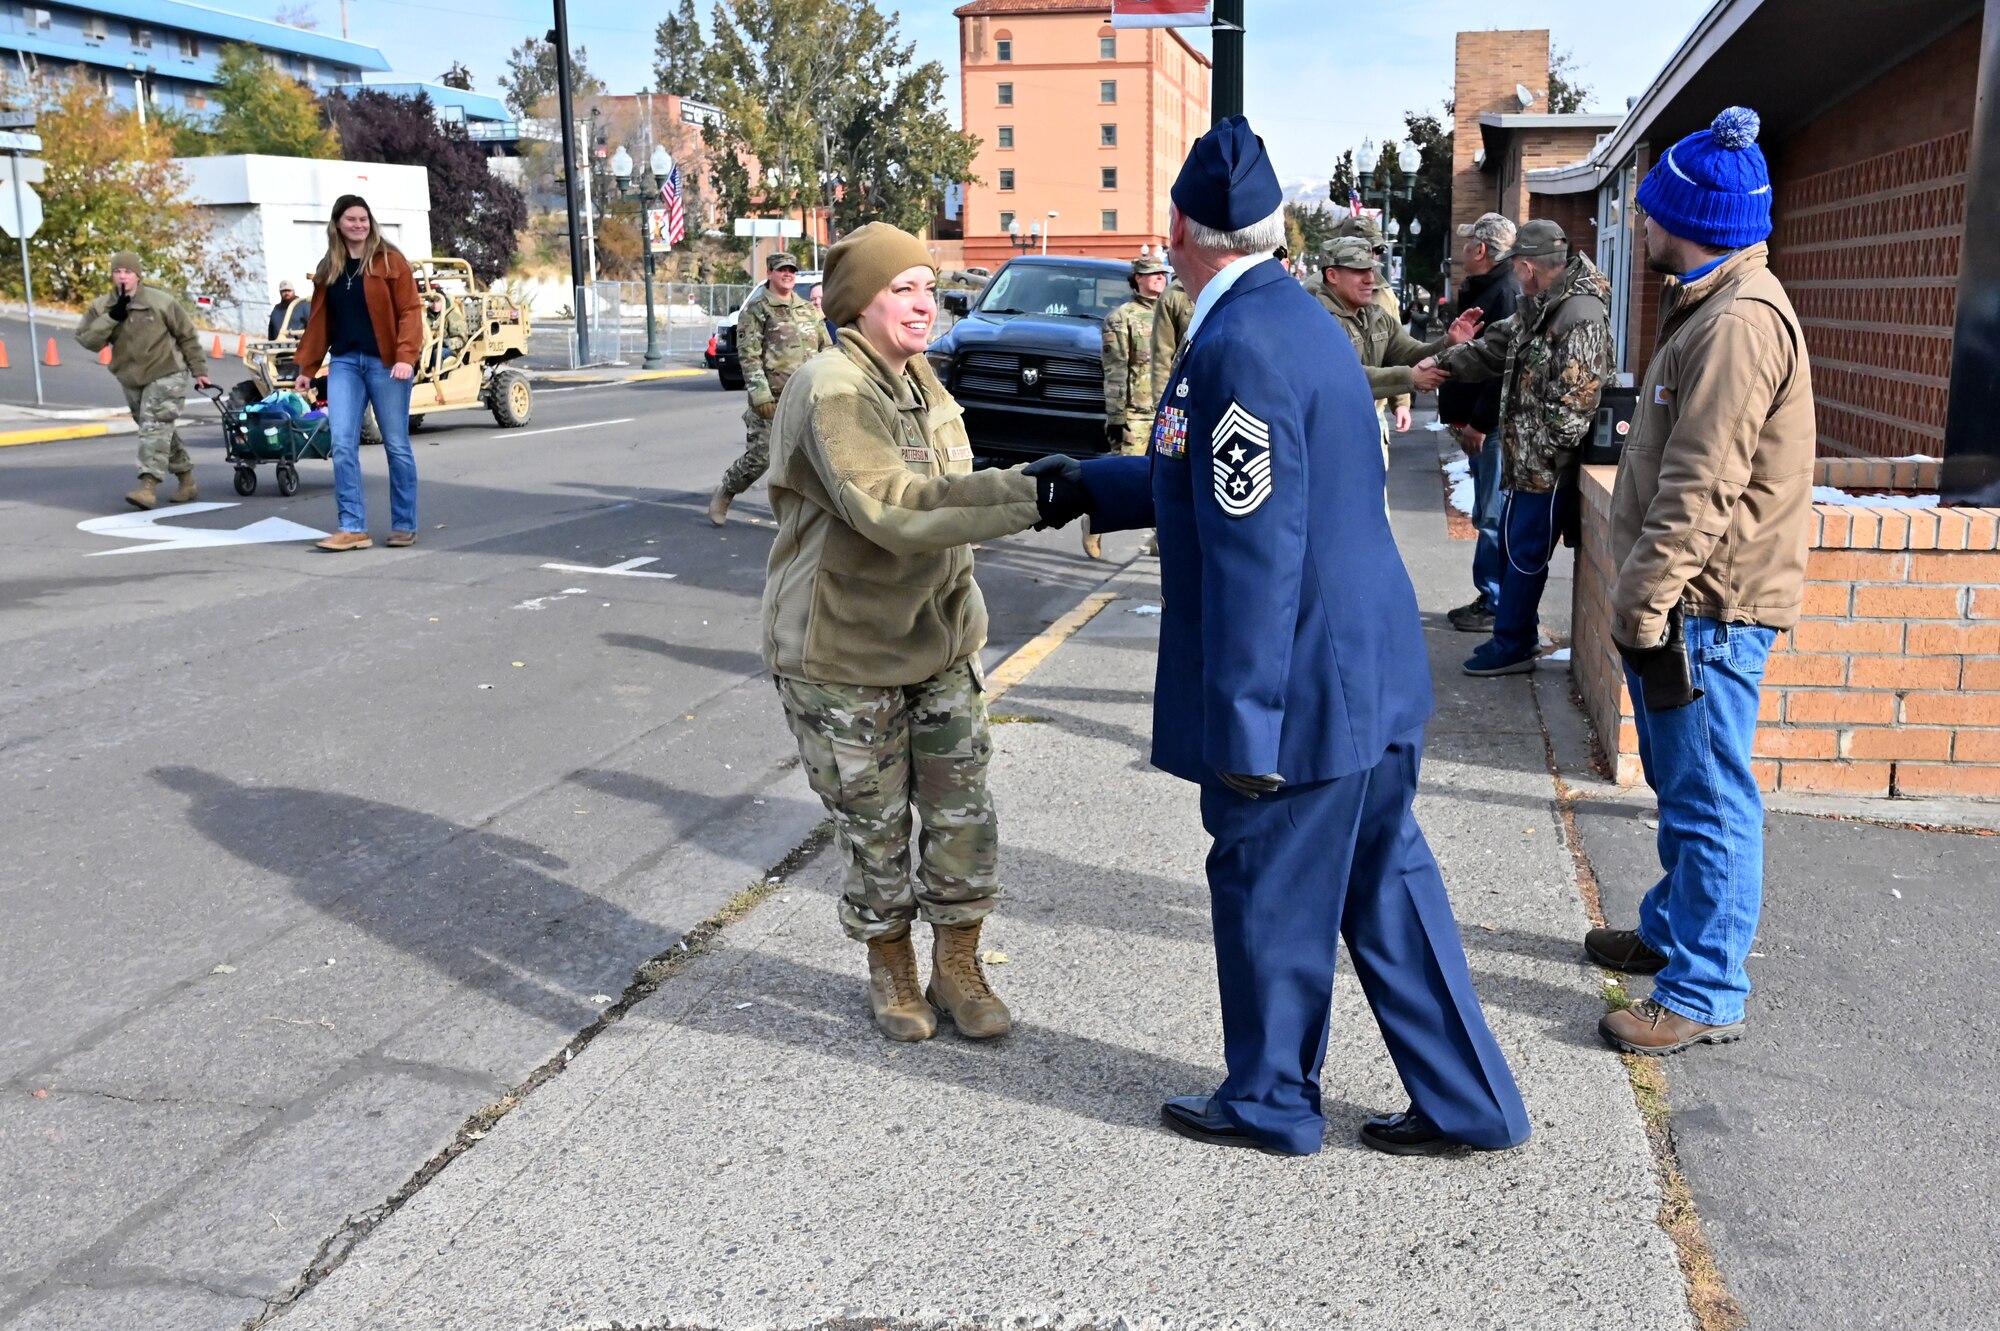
[775,660,1001,942]
[125,371,193,481]
[720,401,772,497]
[1119,411,1153,457]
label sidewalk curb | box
[0,421,120,447]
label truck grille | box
[955,350,1104,408]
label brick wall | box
[1574,462,2000,800]
[1768,20,1978,460]
[1452,30,1549,240]
[1528,189,1596,255]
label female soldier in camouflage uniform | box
[762,223,1073,1042]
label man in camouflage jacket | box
[1431,219,1614,676]
[710,252,833,525]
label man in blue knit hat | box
[1588,108,1817,1056]
[1024,116,1530,1158]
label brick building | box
[1527,0,2000,801]
[1449,30,1619,244]
[954,0,1209,269]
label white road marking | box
[538,556,678,580]
[78,502,329,556]
[508,418,636,437]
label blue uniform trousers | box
[1199,725,1532,1155]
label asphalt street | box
[0,312,132,412]
[0,372,1143,1329]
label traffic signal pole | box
[551,1,590,366]
[1211,0,1244,124]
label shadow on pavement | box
[599,632,766,677]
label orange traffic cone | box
[236,333,248,355]
[0,338,9,368]
[43,337,59,366]
[99,345,113,365]
[210,333,225,358]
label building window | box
[999,168,1015,192]
[178,32,199,57]
[1101,167,1117,190]
[1099,80,1116,104]
[185,91,208,110]
[1100,35,1116,59]
[1100,124,1117,147]
[997,125,1013,149]
[996,38,1012,62]
[26,7,49,30]
[81,13,107,40]
[129,24,152,48]
[1101,210,1117,232]
[999,210,1016,232]
[303,58,317,81]
[996,82,1013,106]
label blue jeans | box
[1626,616,1776,1026]
[327,351,416,533]
[1491,479,1575,661]
[1468,441,1504,606]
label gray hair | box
[1179,205,1287,257]
[1463,212,1516,258]
[1524,251,1568,274]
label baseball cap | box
[1496,218,1567,262]
[766,252,800,272]
[1324,237,1378,271]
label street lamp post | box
[1008,218,1042,254]
[609,143,675,370]
[1356,139,1424,302]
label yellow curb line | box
[986,589,1121,702]
[0,423,113,447]
[629,368,706,382]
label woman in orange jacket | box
[293,194,424,550]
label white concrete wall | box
[175,155,433,333]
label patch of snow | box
[1442,456,1475,516]
[1811,486,1939,508]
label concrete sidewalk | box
[271,440,1694,1331]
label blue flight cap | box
[1171,115,1282,233]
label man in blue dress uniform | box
[1028,117,1531,1157]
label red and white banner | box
[1110,0,1213,28]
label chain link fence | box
[566,281,753,366]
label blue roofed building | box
[0,0,390,118]
[323,80,558,157]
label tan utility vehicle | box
[234,257,535,438]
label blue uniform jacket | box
[1081,258,1434,786]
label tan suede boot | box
[707,485,733,526]
[1080,517,1102,560]
[125,477,159,510]
[865,930,937,1042]
[168,471,198,504]
[927,921,1011,1039]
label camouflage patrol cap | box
[1323,237,1378,271]
[766,251,801,272]
[1333,215,1386,248]
[1131,251,1168,276]
[1496,217,1568,262]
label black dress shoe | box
[1585,927,1668,974]
[1159,1096,1304,1156]
[1359,1107,1464,1156]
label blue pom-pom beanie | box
[1636,106,1773,249]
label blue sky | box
[261,0,1715,184]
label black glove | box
[1105,420,1127,449]
[1219,772,1286,800]
[109,291,132,322]
[1025,454,1090,531]
[1616,606,1703,712]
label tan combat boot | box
[125,477,159,510]
[865,929,937,1042]
[1080,517,1102,561]
[707,485,732,526]
[168,471,198,504]
[927,921,1011,1039]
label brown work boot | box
[1585,927,1668,974]
[315,531,373,552]
[1599,998,1745,1057]
[125,477,159,510]
[1080,518,1102,561]
[707,485,732,527]
[927,921,1011,1039]
[864,930,937,1042]
[386,530,417,548]
[167,471,198,504]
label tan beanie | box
[110,250,143,275]
[821,223,935,326]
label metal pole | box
[12,166,43,407]
[550,6,589,366]
[641,172,663,369]
[1211,0,1244,124]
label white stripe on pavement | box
[508,418,636,437]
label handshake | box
[1024,455,1091,531]
[1411,307,1485,392]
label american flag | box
[1348,186,1363,217]
[659,157,686,247]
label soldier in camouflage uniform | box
[1311,239,1467,471]
[1151,276,1193,379]
[708,251,833,525]
[1334,215,1414,432]
[1081,251,1168,558]
[1431,219,1615,676]
[75,250,212,511]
